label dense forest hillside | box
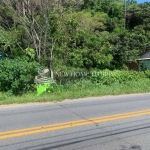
[0,0,150,98]
[0,0,150,70]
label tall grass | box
[0,78,150,105]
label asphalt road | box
[1,93,150,150]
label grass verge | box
[0,79,150,105]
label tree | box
[1,0,82,71]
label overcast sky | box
[137,0,150,3]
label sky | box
[137,0,150,3]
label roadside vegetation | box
[0,0,150,104]
[1,70,150,105]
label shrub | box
[85,70,148,85]
[0,57,39,95]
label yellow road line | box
[0,109,150,140]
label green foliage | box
[0,57,39,95]
[0,0,150,96]
[87,70,147,86]
[109,31,144,69]
[139,60,148,72]
[25,48,35,60]
[144,70,150,78]
[51,69,150,91]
